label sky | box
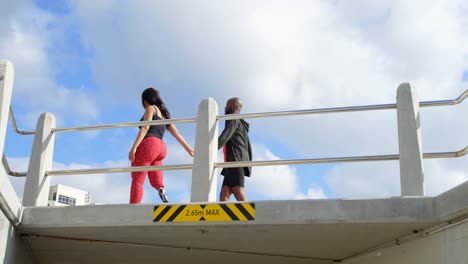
[1,0,467,205]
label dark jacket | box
[218,119,252,177]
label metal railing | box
[9,106,35,135]
[7,146,461,178]
[5,147,466,177]
[3,89,466,178]
[214,146,468,169]
[47,163,193,176]
[2,154,194,177]
[2,154,26,177]
[52,117,197,133]
[2,58,467,203]
[8,89,467,134]
[218,89,467,121]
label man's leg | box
[219,176,231,201]
[219,185,231,201]
[232,186,246,201]
[231,172,246,201]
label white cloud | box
[0,0,99,129]
[3,1,467,203]
[294,186,327,200]
[244,144,327,200]
[247,144,299,199]
[66,0,467,142]
[324,158,467,198]
[325,161,401,199]
[424,158,468,196]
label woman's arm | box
[167,124,194,156]
[128,107,155,161]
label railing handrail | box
[52,117,197,133]
[3,146,466,177]
[214,146,468,169]
[2,154,26,177]
[3,89,466,178]
[46,163,193,176]
[218,89,467,121]
[9,106,35,135]
[8,108,197,135]
[420,89,468,107]
[424,146,468,158]
[7,89,467,135]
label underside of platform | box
[17,181,468,264]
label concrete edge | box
[0,165,23,225]
[20,197,437,228]
[434,180,468,221]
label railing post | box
[397,83,424,196]
[191,98,218,202]
[0,60,14,156]
[23,113,56,206]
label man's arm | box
[218,120,237,149]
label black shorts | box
[221,168,245,188]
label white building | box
[47,184,90,206]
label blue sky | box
[1,0,467,204]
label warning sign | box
[153,203,255,222]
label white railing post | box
[191,98,218,202]
[23,113,56,206]
[397,83,424,196]
[0,60,14,156]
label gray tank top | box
[139,114,166,139]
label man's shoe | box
[158,187,169,203]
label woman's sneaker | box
[158,187,169,203]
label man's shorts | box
[222,167,245,188]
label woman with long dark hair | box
[128,88,194,204]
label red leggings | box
[130,137,167,204]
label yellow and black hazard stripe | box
[152,203,255,223]
[153,204,188,222]
[219,203,254,221]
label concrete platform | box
[18,183,468,264]
[16,181,468,263]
